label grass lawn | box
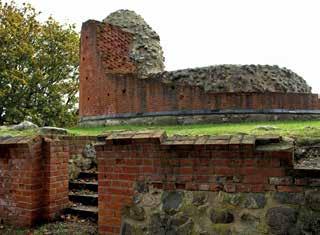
[1,120,320,139]
[68,119,320,139]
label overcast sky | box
[7,0,320,93]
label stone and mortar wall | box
[96,131,320,235]
[0,135,98,227]
[79,18,320,125]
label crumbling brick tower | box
[79,10,320,126]
[79,10,164,120]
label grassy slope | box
[1,120,320,138]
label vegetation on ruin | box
[2,120,320,140]
[68,120,320,138]
[0,1,79,127]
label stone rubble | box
[104,9,165,77]
[39,126,68,135]
[10,121,38,131]
[150,64,312,93]
[103,10,311,93]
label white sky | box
[6,0,320,93]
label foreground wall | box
[97,131,320,235]
[79,20,320,125]
[0,136,97,227]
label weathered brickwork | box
[96,131,320,234]
[42,138,69,221]
[0,136,97,227]
[79,19,320,124]
[1,133,320,233]
[97,23,136,74]
[0,137,50,226]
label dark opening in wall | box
[86,77,88,80]
[87,97,90,101]
[82,57,85,61]
[180,95,184,100]
[122,89,126,94]
[107,93,110,96]
[171,86,175,90]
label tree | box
[0,1,79,127]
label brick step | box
[64,205,98,222]
[78,171,98,181]
[69,181,98,192]
[69,192,98,206]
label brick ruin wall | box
[0,136,97,227]
[79,20,320,125]
[1,134,320,234]
[97,131,320,235]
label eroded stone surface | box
[68,144,97,180]
[122,205,145,221]
[104,9,165,77]
[295,145,320,170]
[151,64,311,93]
[119,189,320,235]
[266,207,298,235]
[306,190,320,211]
[241,193,266,209]
[210,209,234,224]
[11,121,38,131]
[40,126,67,135]
[162,191,184,215]
[273,192,305,205]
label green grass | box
[67,120,320,138]
[2,120,320,139]
[0,128,39,137]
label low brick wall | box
[96,131,320,234]
[0,135,98,227]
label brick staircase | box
[65,171,98,222]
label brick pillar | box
[0,137,44,227]
[43,138,69,220]
[97,144,134,234]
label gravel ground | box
[0,219,97,235]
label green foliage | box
[0,1,79,127]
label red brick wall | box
[0,137,45,226]
[96,131,319,234]
[57,136,98,156]
[79,20,136,117]
[42,138,70,221]
[79,20,320,118]
[97,23,136,74]
[0,136,98,227]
